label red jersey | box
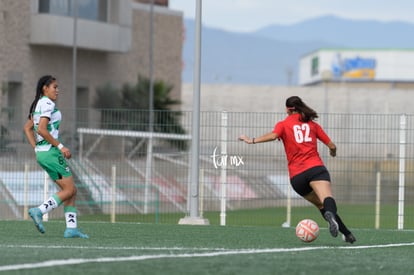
[273,113,331,178]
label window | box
[76,87,90,128]
[5,82,22,131]
[39,0,108,22]
[311,57,319,76]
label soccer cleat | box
[343,233,357,244]
[28,208,45,234]
[64,228,89,239]
[323,211,339,237]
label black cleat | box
[343,233,356,244]
[324,211,339,237]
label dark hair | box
[285,96,318,122]
[27,75,56,118]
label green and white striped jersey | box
[33,96,62,152]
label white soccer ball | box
[295,219,320,243]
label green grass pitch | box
[0,219,414,274]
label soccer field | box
[0,220,413,274]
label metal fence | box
[1,108,413,229]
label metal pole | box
[282,184,292,228]
[397,114,406,230]
[189,0,202,219]
[178,0,208,225]
[43,172,49,222]
[23,164,29,220]
[220,111,227,226]
[144,0,155,214]
[72,0,78,149]
[375,171,381,229]
[111,165,116,223]
[199,168,204,217]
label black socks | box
[320,197,351,236]
[323,197,337,215]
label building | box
[299,48,414,89]
[135,0,169,5]
[0,0,183,148]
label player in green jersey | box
[23,75,88,239]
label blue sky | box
[169,0,414,32]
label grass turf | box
[79,205,414,229]
[0,220,413,274]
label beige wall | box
[181,83,414,114]
[0,0,33,112]
[108,3,183,102]
[0,1,183,132]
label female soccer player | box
[23,75,88,239]
[239,96,355,243]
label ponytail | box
[27,75,56,118]
[285,96,318,122]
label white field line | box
[1,242,414,272]
[0,244,227,251]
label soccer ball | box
[295,219,320,243]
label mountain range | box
[182,15,414,85]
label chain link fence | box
[1,108,413,229]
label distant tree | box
[94,75,187,150]
[0,83,13,153]
[93,82,122,129]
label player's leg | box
[302,191,322,208]
[310,180,356,242]
[298,166,355,242]
[318,208,356,243]
[291,170,338,238]
[28,192,62,233]
[56,176,88,239]
[29,150,66,234]
[318,208,354,238]
[309,180,339,237]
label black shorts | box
[290,166,331,196]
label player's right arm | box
[239,132,278,144]
[23,118,36,149]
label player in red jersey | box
[239,96,355,243]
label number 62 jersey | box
[273,113,332,178]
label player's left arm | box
[327,141,336,157]
[37,117,72,159]
[315,123,336,157]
